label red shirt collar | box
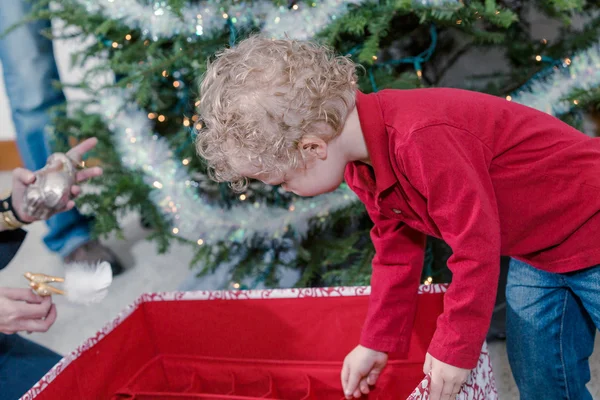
[354,91,398,195]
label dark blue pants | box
[0,334,61,400]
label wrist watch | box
[1,191,30,230]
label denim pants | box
[506,258,600,399]
[0,333,61,400]
[0,0,92,257]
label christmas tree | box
[26,0,600,289]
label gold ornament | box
[24,272,65,296]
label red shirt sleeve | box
[359,203,427,355]
[399,123,500,369]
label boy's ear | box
[298,136,327,160]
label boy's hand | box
[424,352,470,400]
[341,345,388,398]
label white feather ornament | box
[24,261,113,305]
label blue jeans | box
[0,0,92,257]
[0,333,61,400]
[506,259,600,400]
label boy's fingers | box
[345,370,360,399]
[367,370,380,385]
[452,382,463,398]
[359,377,370,394]
[429,371,443,400]
[423,353,432,375]
[440,380,456,400]
[341,363,349,393]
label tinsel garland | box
[510,42,600,116]
[100,91,358,245]
[74,0,460,41]
[76,1,600,269]
[101,40,600,248]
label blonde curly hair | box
[196,35,358,191]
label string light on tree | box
[73,0,461,45]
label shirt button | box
[392,209,402,214]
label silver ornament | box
[23,153,78,220]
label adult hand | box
[11,137,103,223]
[0,287,57,334]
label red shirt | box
[345,89,600,369]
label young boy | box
[196,36,600,400]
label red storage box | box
[22,285,497,400]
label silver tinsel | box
[510,42,600,116]
[100,89,359,245]
[74,0,461,42]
